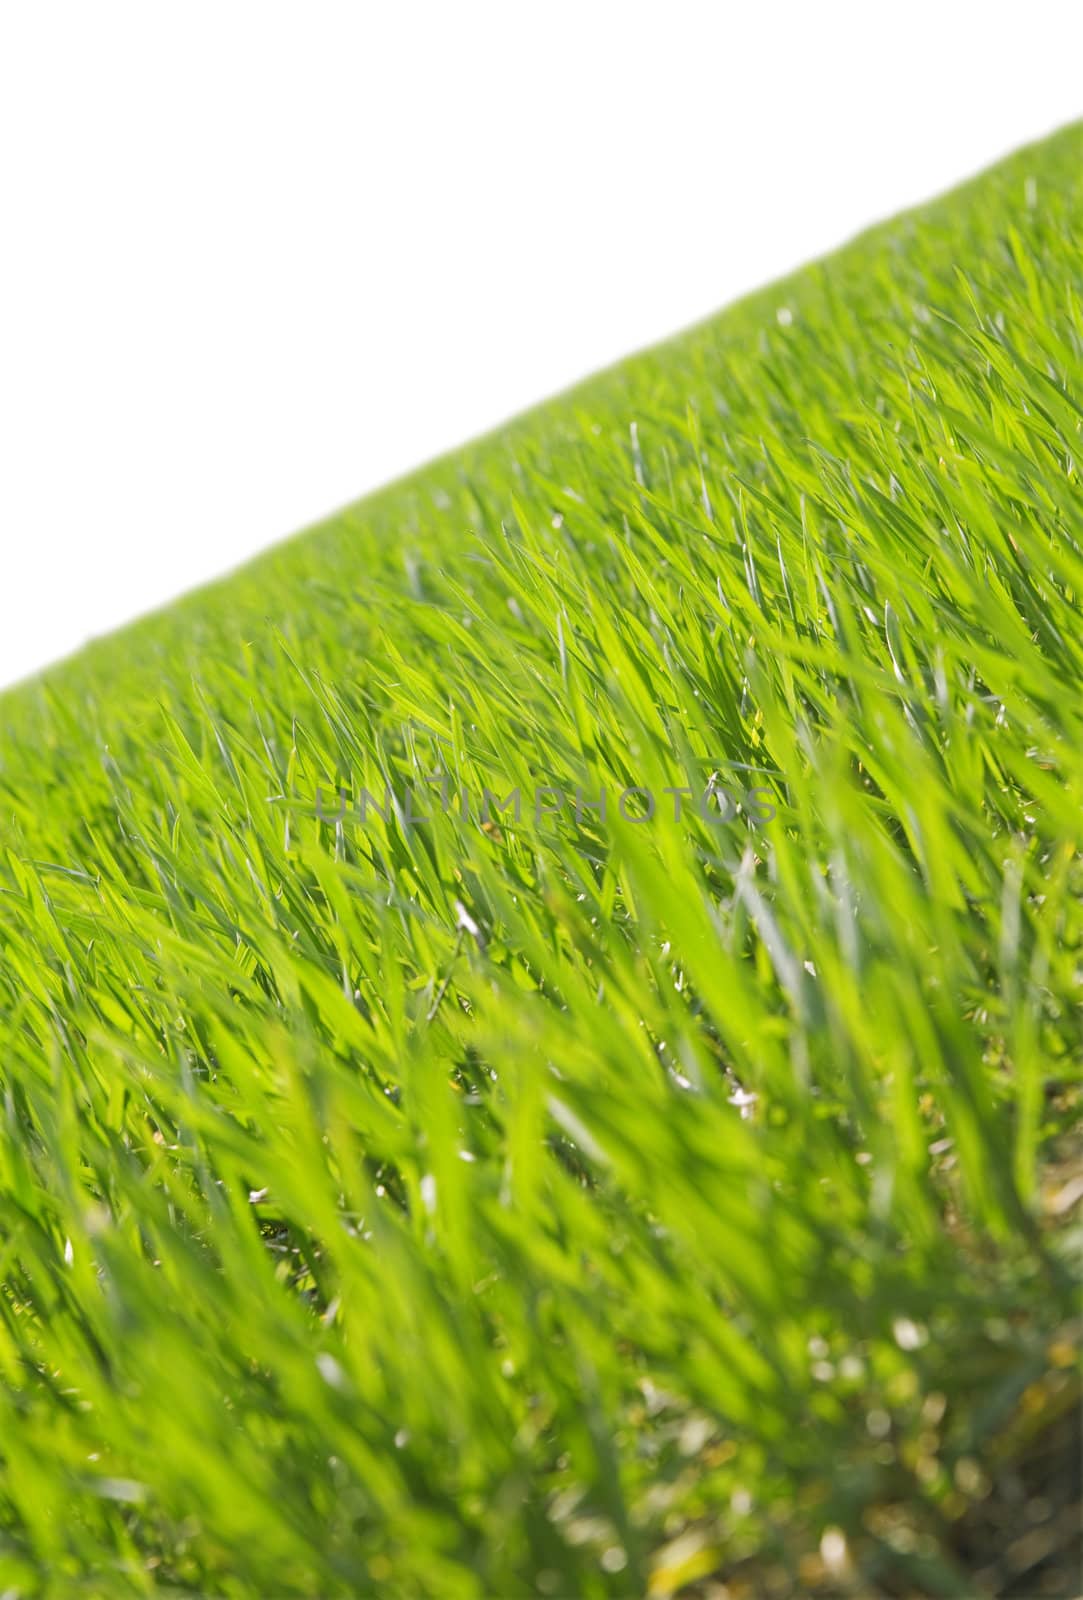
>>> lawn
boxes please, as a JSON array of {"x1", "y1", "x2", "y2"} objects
[{"x1": 0, "y1": 125, "x2": 1080, "y2": 1598}]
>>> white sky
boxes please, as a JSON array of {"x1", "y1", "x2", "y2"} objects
[{"x1": 1, "y1": 3, "x2": 1080, "y2": 691}]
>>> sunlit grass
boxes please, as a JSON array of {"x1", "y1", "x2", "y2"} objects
[{"x1": 0, "y1": 124, "x2": 1080, "y2": 1597}]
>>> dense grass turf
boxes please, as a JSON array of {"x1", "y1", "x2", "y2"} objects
[{"x1": 1, "y1": 126, "x2": 1082, "y2": 1599}]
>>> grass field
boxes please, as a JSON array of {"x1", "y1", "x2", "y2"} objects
[{"x1": 1, "y1": 125, "x2": 1082, "y2": 1599}]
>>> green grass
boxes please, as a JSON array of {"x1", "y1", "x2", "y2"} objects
[{"x1": 1, "y1": 125, "x2": 1082, "y2": 1599}]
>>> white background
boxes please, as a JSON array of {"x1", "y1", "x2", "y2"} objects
[{"x1": 1, "y1": 3, "x2": 1080, "y2": 691}]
